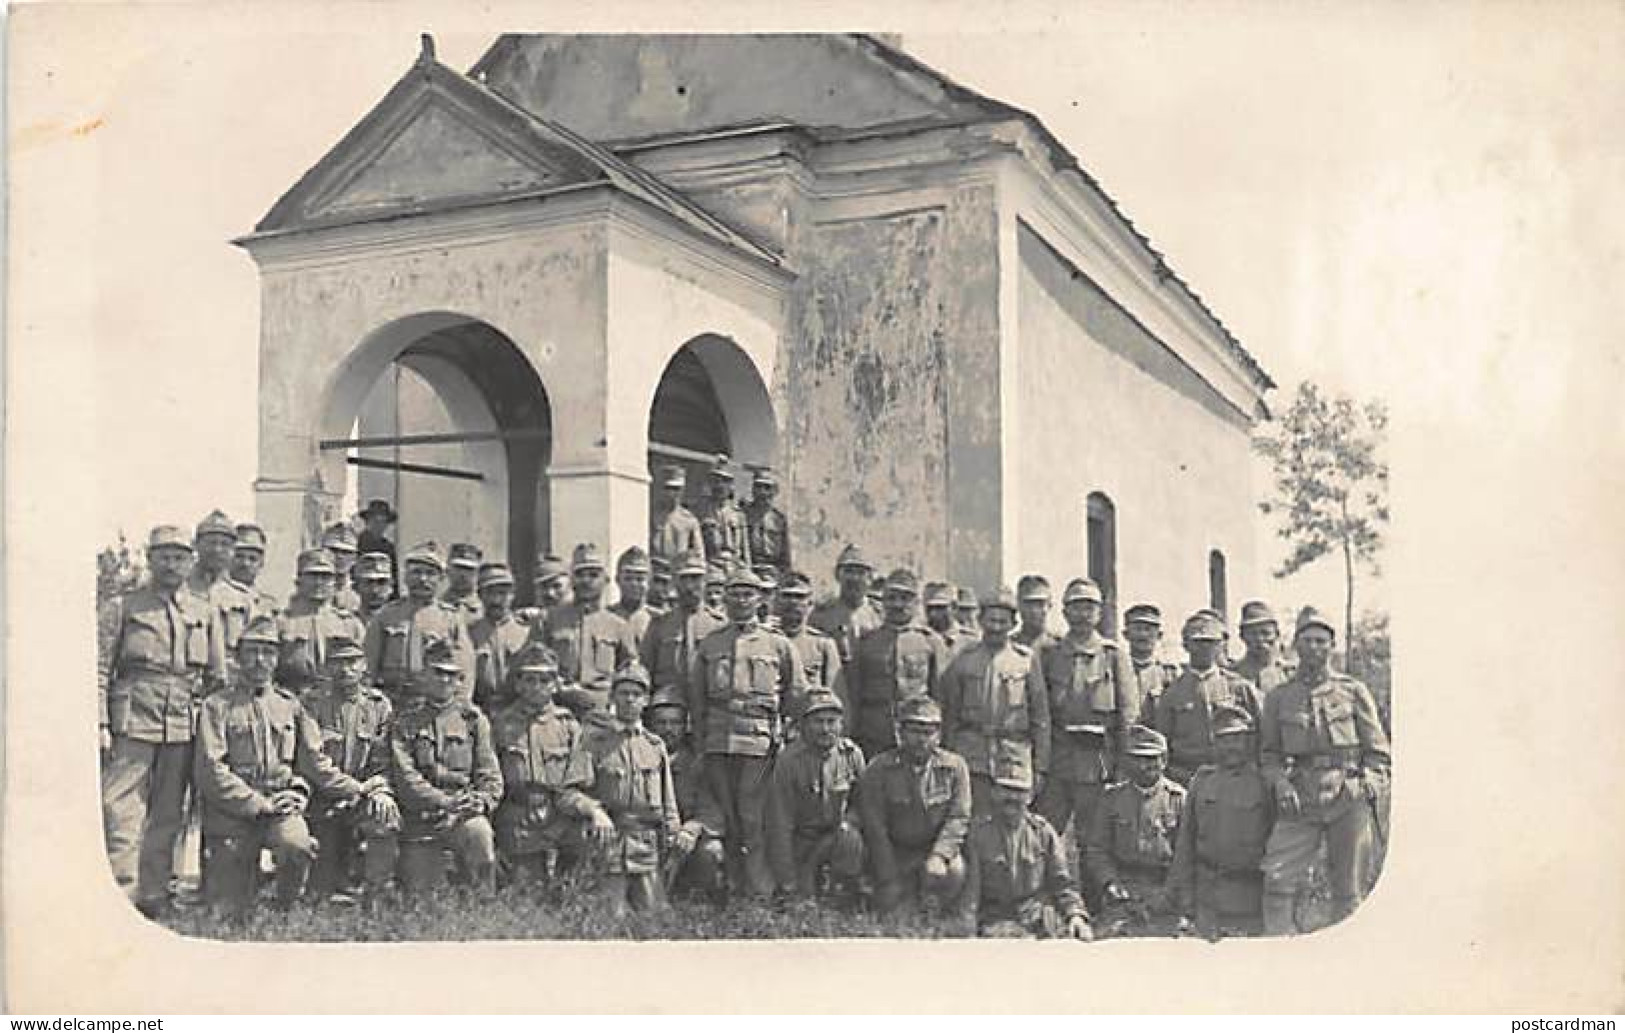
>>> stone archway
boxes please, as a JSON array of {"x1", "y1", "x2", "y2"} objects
[{"x1": 646, "y1": 333, "x2": 778, "y2": 507}]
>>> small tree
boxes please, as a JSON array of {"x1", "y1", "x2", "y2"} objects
[{"x1": 1254, "y1": 382, "x2": 1389, "y2": 671}]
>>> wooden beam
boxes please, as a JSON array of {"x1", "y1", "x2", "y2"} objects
[
  {"x1": 345, "y1": 456, "x2": 485, "y2": 482},
  {"x1": 320, "y1": 428, "x2": 550, "y2": 450},
  {"x1": 647, "y1": 440, "x2": 723, "y2": 465}
]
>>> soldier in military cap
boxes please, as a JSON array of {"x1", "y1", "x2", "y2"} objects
[
  {"x1": 647, "y1": 555, "x2": 674, "y2": 615},
  {"x1": 865, "y1": 570, "x2": 887, "y2": 611},
  {"x1": 363, "y1": 541, "x2": 475, "y2": 707},
  {"x1": 644, "y1": 688, "x2": 726, "y2": 901},
  {"x1": 489, "y1": 645, "x2": 598, "y2": 885},
  {"x1": 352, "y1": 552, "x2": 396, "y2": 623},
  {"x1": 276, "y1": 548, "x2": 367, "y2": 697},
  {"x1": 697, "y1": 454, "x2": 752, "y2": 569},
  {"x1": 743, "y1": 466, "x2": 791, "y2": 578},
  {"x1": 752, "y1": 565, "x2": 782, "y2": 631},
  {"x1": 610, "y1": 545, "x2": 656, "y2": 652},
  {"x1": 847, "y1": 568, "x2": 950, "y2": 763},
  {"x1": 954, "y1": 586, "x2": 979, "y2": 636},
  {"x1": 1123, "y1": 603, "x2": 1180, "y2": 733},
  {"x1": 576, "y1": 661, "x2": 681, "y2": 915},
  {"x1": 775, "y1": 570, "x2": 842, "y2": 731},
  {"x1": 194, "y1": 617, "x2": 365, "y2": 918},
  {"x1": 809, "y1": 544, "x2": 883, "y2": 667},
  {"x1": 1259, "y1": 606, "x2": 1391, "y2": 934},
  {"x1": 528, "y1": 553, "x2": 571, "y2": 626},
  {"x1": 223, "y1": 522, "x2": 280, "y2": 645},
  {"x1": 938, "y1": 586, "x2": 1051, "y2": 815},
  {"x1": 650, "y1": 463, "x2": 705, "y2": 568},
  {"x1": 767, "y1": 689, "x2": 866, "y2": 905},
  {"x1": 184, "y1": 509, "x2": 238, "y2": 612},
  {"x1": 1230, "y1": 601, "x2": 1297, "y2": 700},
  {"x1": 1169, "y1": 703, "x2": 1274, "y2": 939},
  {"x1": 957, "y1": 752, "x2": 1093, "y2": 940},
  {"x1": 1036, "y1": 578, "x2": 1136, "y2": 843},
  {"x1": 302, "y1": 634, "x2": 401, "y2": 902},
  {"x1": 922, "y1": 581, "x2": 973, "y2": 660},
  {"x1": 1156, "y1": 611, "x2": 1264, "y2": 785},
  {"x1": 469, "y1": 563, "x2": 531, "y2": 711},
  {"x1": 703, "y1": 561, "x2": 727, "y2": 614},
  {"x1": 441, "y1": 543, "x2": 485, "y2": 622},
  {"x1": 321, "y1": 521, "x2": 364, "y2": 615},
  {"x1": 1014, "y1": 574, "x2": 1058, "y2": 650},
  {"x1": 859, "y1": 695, "x2": 973, "y2": 918},
  {"x1": 688, "y1": 568, "x2": 808, "y2": 898},
  {"x1": 533, "y1": 543, "x2": 639, "y2": 719},
  {"x1": 99, "y1": 525, "x2": 228, "y2": 917},
  {"x1": 1084, "y1": 725, "x2": 1188, "y2": 937},
  {"x1": 356, "y1": 499, "x2": 399, "y2": 593},
  {"x1": 640, "y1": 550, "x2": 725, "y2": 702},
  {"x1": 388, "y1": 640, "x2": 504, "y2": 895}
]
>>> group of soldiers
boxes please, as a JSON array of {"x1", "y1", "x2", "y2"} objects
[{"x1": 97, "y1": 458, "x2": 1392, "y2": 940}]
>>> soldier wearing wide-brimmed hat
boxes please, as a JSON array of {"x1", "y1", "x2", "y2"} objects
[{"x1": 355, "y1": 500, "x2": 399, "y2": 591}]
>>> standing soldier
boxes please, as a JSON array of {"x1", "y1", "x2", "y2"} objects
[
  {"x1": 1157, "y1": 611, "x2": 1263, "y2": 785},
  {"x1": 644, "y1": 689, "x2": 726, "y2": 901},
  {"x1": 647, "y1": 555, "x2": 674, "y2": 615},
  {"x1": 1259, "y1": 606, "x2": 1390, "y2": 934},
  {"x1": 356, "y1": 499, "x2": 399, "y2": 595},
  {"x1": 527, "y1": 553, "x2": 571, "y2": 626},
  {"x1": 99, "y1": 525, "x2": 227, "y2": 918},
  {"x1": 535, "y1": 544, "x2": 638, "y2": 718},
  {"x1": 1123, "y1": 604, "x2": 1180, "y2": 732},
  {"x1": 193, "y1": 616, "x2": 364, "y2": 918},
  {"x1": 922, "y1": 581, "x2": 973, "y2": 660},
  {"x1": 276, "y1": 548, "x2": 367, "y2": 697},
  {"x1": 1169, "y1": 704, "x2": 1274, "y2": 940},
  {"x1": 743, "y1": 467, "x2": 791, "y2": 578},
  {"x1": 957, "y1": 753, "x2": 1093, "y2": 940},
  {"x1": 767, "y1": 689, "x2": 866, "y2": 905},
  {"x1": 353, "y1": 553, "x2": 395, "y2": 623},
  {"x1": 954, "y1": 587, "x2": 980, "y2": 637},
  {"x1": 321, "y1": 522, "x2": 363, "y2": 615},
  {"x1": 846, "y1": 569, "x2": 949, "y2": 763},
  {"x1": 649, "y1": 464, "x2": 705, "y2": 568},
  {"x1": 1231, "y1": 601, "x2": 1296, "y2": 699},
  {"x1": 641, "y1": 550, "x2": 725, "y2": 701},
  {"x1": 752, "y1": 566, "x2": 782, "y2": 632},
  {"x1": 364, "y1": 541, "x2": 475, "y2": 708},
  {"x1": 302, "y1": 635, "x2": 400, "y2": 902},
  {"x1": 859, "y1": 696, "x2": 973, "y2": 918},
  {"x1": 775, "y1": 571, "x2": 842, "y2": 728},
  {"x1": 1084, "y1": 725, "x2": 1187, "y2": 937},
  {"x1": 1014, "y1": 574, "x2": 1058, "y2": 651},
  {"x1": 610, "y1": 546, "x2": 656, "y2": 652},
  {"x1": 937, "y1": 586, "x2": 1050, "y2": 815},
  {"x1": 688, "y1": 569, "x2": 807, "y2": 899},
  {"x1": 697, "y1": 454, "x2": 752, "y2": 568},
  {"x1": 703, "y1": 561, "x2": 727, "y2": 615},
  {"x1": 184, "y1": 510, "x2": 238, "y2": 614},
  {"x1": 1036, "y1": 578, "x2": 1135, "y2": 842},
  {"x1": 489, "y1": 646, "x2": 597, "y2": 884},
  {"x1": 577, "y1": 662, "x2": 681, "y2": 915},
  {"x1": 223, "y1": 522, "x2": 280, "y2": 641},
  {"x1": 468, "y1": 563, "x2": 531, "y2": 711},
  {"x1": 389, "y1": 641, "x2": 504, "y2": 895},
  {"x1": 441, "y1": 543, "x2": 485, "y2": 622}
]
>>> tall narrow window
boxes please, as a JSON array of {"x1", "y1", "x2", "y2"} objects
[
  {"x1": 1086, "y1": 492, "x2": 1118, "y2": 636},
  {"x1": 1209, "y1": 549, "x2": 1228, "y2": 621}
]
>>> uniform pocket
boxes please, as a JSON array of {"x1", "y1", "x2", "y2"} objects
[
  {"x1": 748, "y1": 654, "x2": 780, "y2": 693},
  {"x1": 120, "y1": 612, "x2": 169, "y2": 667},
  {"x1": 442, "y1": 733, "x2": 472, "y2": 771},
  {"x1": 183, "y1": 616, "x2": 211, "y2": 667},
  {"x1": 1322, "y1": 698, "x2": 1360, "y2": 747},
  {"x1": 225, "y1": 718, "x2": 258, "y2": 768},
  {"x1": 1279, "y1": 711, "x2": 1314, "y2": 755},
  {"x1": 381, "y1": 625, "x2": 410, "y2": 668}
]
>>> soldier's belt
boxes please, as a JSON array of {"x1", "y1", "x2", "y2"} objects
[{"x1": 1197, "y1": 857, "x2": 1263, "y2": 879}]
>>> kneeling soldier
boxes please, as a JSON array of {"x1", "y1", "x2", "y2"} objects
[
  {"x1": 1169, "y1": 704, "x2": 1275, "y2": 939},
  {"x1": 644, "y1": 690, "x2": 726, "y2": 901},
  {"x1": 389, "y1": 641, "x2": 503, "y2": 895},
  {"x1": 194, "y1": 617, "x2": 363, "y2": 918},
  {"x1": 1084, "y1": 725, "x2": 1187, "y2": 937},
  {"x1": 859, "y1": 695, "x2": 972, "y2": 917},
  {"x1": 958, "y1": 753, "x2": 1092, "y2": 940},
  {"x1": 490, "y1": 645, "x2": 596, "y2": 884},
  {"x1": 578, "y1": 662, "x2": 681, "y2": 916},
  {"x1": 303, "y1": 635, "x2": 399, "y2": 901},
  {"x1": 767, "y1": 689, "x2": 867, "y2": 904}
]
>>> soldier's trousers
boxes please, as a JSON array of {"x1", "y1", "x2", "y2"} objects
[
  {"x1": 398, "y1": 817, "x2": 497, "y2": 895},
  {"x1": 306, "y1": 813, "x2": 399, "y2": 898},
  {"x1": 669, "y1": 834, "x2": 726, "y2": 899},
  {"x1": 1262, "y1": 795, "x2": 1373, "y2": 934},
  {"x1": 102, "y1": 736, "x2": 192, "y2": 907},
  {"x1": 783, "y1": 825, "x2": 865, "y2": 898},
  {"x1": 202, "y1": 814, "x2": 316, "y2": 916},
  {"x1": 703, "y1": 754, "x2": 775, "y2": 897},
  {"x1": 597, "y1": 872, "x2": 663, "y2": 915},
  {"x1": 1034, "y1": 777, "x2": 1106, "y2": 841},
  {"x1": 1098, "y1": 871, "x2": 1183, "y2": 937},
  {"x1": 1193, "y1": 866, "x2": 1265, "y2": 939},
  {"x1": 877, "y1": 846, "x2": 967, "y2": 914}
]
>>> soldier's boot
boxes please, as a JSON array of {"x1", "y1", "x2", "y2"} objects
[{"x1": 1262, "y1": 890, "x2": 1300, "y2": 936}]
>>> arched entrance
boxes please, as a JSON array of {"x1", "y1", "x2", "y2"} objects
[
  {"x1": 318, "y1": 312, "x2": 552, "y2": 598},
  {"x1": 646, "y1": 333, "x2": 777, "y2": 510}
]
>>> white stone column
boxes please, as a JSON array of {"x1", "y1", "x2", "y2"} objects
[{"x1": 545, "y1": 460, "x2": 649, "y2": 563}]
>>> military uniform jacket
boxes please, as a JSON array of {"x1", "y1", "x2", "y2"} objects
[
  {"x1": 577, "y1": 720, "x2": 681, "y2": 875},
  {"x1": 490, "y1": 700, "x2": 596, "y2": 848},
  {"x1": 848, "y1": 623, "x2": 951, "y2": 752},
  {"x1": 781, "y1": 625, "x2": 843, "y2": 723},
  {"x1": 535, "y1": 602, "x2": 637, "y2": 711},
  {"x1": 744, "y1": 502, "x2": 791, "y2": 573},
  {"x1": 932, "y1": 626, "x2": 976, "y2": 663},
  {"x1": 961, "y1": 811, "x2": 1087, "y2": 927},
  {"x1": 768, "y1": 737, "x2": 866, "y2": 851},
  {"x1": 859, "y1": 747, "x2": 972, "y2": 883},
  {"x1": 440, "y1": 589, "x2": 483, "y2": 624},
  {"x1": 1040, "y1": 631, "x2": 1136, "y2": 784},
  {"x1": 303, "y1": 682, "x2": 394, "y2": 794},
  {"x1": 688, "y1": 622, "x2": 808, "y2": 757},
  {"x1": 698, "y1": 498, "x2": 752, "y2": 567},
  {"x1": 98, "y1": 585, "x2": 227, "y2": 744},
  {"x1": 808, "y1": 596, "x2": 883, "y2": 666},
  {"x1": 1169, "y1": 762, "x2": 1274, "y2": 900},
  {"x1": 609, "y1": 601, "x2": 655, "y2": 655},
  {"x1": 650, "y1": 503, "x2": 705, "y2": 566},
  {"x1": 1155, "y1": 667, "x2": 1263, "y2": 779},
  {"x1": 334, "y1": 585, "x2": 364, "y2": 617},
  {"x1": 217, "y1": 578, "x2": 279, "y2": 651},
  {"x1": 669, "y1": 742, "x2": 726, "y2": 840},
  {"x1": 388, "y1": 698, "x2": 504, "y2": 833},
  {"x1": 641, "y1": 604, "x2": 725, "y2": 694},
  {"x1": 469, "y1": 613, "x2": 532, "y2": 709},
  {"x1": 1260, "y1": 671, "x2": 1390, "y2": 809},
  {"x1": 1084, "y1": 777, "x2": 1186, "y2": 889},
  {"x1": 276, "y1": 599, "x2": 366, "y2": 690},
  {"x1": 1230, "y1": 653, "x2": 1297, "y2": 700},
  {"x1": 195, "y1": 684, "x2": 362, "y2": 835},
  {"x1": 1129, "y1": 657, "x2": 1181, "y2": 731},
  {"x1": 938, "y1": 640, "x2": 1052, "y2": 778},
  {"x1": 365, "y1": 597, "x2": 474, "y2": 692}
]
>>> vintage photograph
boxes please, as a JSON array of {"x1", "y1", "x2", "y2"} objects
[{"x1": 86, "y1": 30, "x2": 1395, "y2": 946}]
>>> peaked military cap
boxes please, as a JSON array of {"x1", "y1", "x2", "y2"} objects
[
  {"x1": 884, "y1": 568, "x2": 920, "y2": 595},
  {"x1": 753, "y1": 566, "x2": 779, "y2": 592},
  {"x1": 834, "y1": 544, "x2": 871, "y2": 571},
  {"x1": 660, "y1": 464, "x2": 687, "y2": 488},
  {"x1": 1238, "y1": 600, "x2": 1280, "y2": 629},
  {"x1": 424, "y1": 640, "x2": 461, "y2": 673},
  {"x1": 802, "y1": 689, "x2": 844, "y2": 717},
  {"x1": 1016, "y1": 574, "x2": 1051, "y2": 601},
  {"x1": 1295, "y1": 605, "x2": 1337, "y2": 639},
  {"x1": 672, "y1": 550, "x2": 706, "y2": 578},
  {"x1": 146, "y1": 525, "x2": 194, "y2": 553},
  {"x1": 923, "y1": 581, "x2": 955, "y2": 607},
  {"x1": 991, "y1": 750, "x2": 1035, "y2": 791},
  {"x1": 404, "y1": 541, "x2": 446, "y2": 571},
  {"x1": 649, "y1": 555, "x2": 673, "y2": 578},
  {"x1": 752, "y1": 467, "x2": 778, "y2": 488},
  {"x1": 1062, "y1": 578, "x2": 1104, "y2": 605},
  {"x1": 194, "y1": 510, "x2": 237, "y2": 542},
  {"x1": 448, "y1": 543, "x2": 483, "y2": 569},
  {"x1": 979, "y1": 586, "x2": 1019, "y2": 614},
  {"x1": 1123, "y1": 603, "x2": 1162, "y2": 626},
  {"x1": 514, "y1": 644, "x2": 559, "y2": 675},
  {"x1": 356, "y1": 552, "x2": 393, "y2": 580},
  {"x1": 710, "y1": 454, "x2": 734, "y2": 480},
  {"x1": 617, "y1": 545, "x2": 651, "y2": 573},
  {"x1": 611, "y1": 659, "x2": 652, "y2": 691},
  {"x1": 1182, "y1": 611, "x2": 1226, "y2": 641},
  {"x1": 534, "y1": 554, "x2": 569, "y2": 582},
  {"x1": 233, "y1": 523, "x2": 268, "y2": 551},
  {"x1": 1123, "y1": 724, "x2": 1169, "y2": 757},
  {"x1": 726, "y1": 568, "x2": 764, "y2": 591},
  {"x1": 779, "y1": 571, "x2": 814, "y2": 597},
  {"x1": 477, "y1": 562, "x2": 515, "y2": 590},
  {"x1": 570, "y1": 543, "x2": 605, "y2": 572},
  {"x1": 238, "y1": 615, "x2": 280, "y2": 647},
  {"x1": 1211, "y1": 704, "x2": 1255, "y2": 737},
  {"x1": 322, "y1": 522, "x2": 359, "y2": 553},
  {"x1": 956, "y1": 586, "x2": 979, "y2": 608},
  {"x1": 705, "y1": 562, "x2": 728, "y2": 586},
  {"x1": 647, "y1": 687, "x2": 687, "y2": 712},
  {"x1": 297, "y1": 548, "x2": 337, "y2": 575},
  {"x1": 325, "y1": 635, "x2": 365, "y2": 660},
  {"x1": 897, "y1": 695, "x2": 943, "y2": 727}
]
